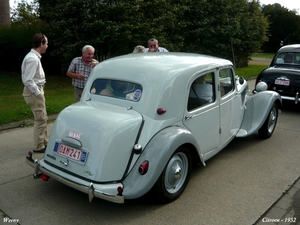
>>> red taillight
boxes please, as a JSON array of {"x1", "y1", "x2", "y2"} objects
[
  {"x1": 138, "y1": 160, "x2": 149, "y2": 175},
  {"x1": 117, "y1": 186, "x2": 123, "y2": 196},
  {"x1": 41, "y1": 173, "x2": 50, "y2": 181},
  {"x1": 157, "y1": 108, "x2": 166, "y2": 115}
]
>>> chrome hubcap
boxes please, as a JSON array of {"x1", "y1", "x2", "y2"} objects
[
  {"x1": 268, "y1": 107, "x2": 277, "y2": 133},
  {"x1": 164, "y1": 152, "x2": 188, "y2": 194}
]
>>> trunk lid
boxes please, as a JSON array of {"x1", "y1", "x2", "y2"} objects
[
  {"x1": 261, "y1": 67, "x2": 300, "y2": 96},
  {"x1": 44, "y1": 101, "x2": 143, "y2": 182}
]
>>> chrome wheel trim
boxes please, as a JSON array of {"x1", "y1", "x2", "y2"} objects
[
  {"x1": 164, "y1": 152, "x2": 188, "y2": 194},
  {"x1": 267, "y1": 107, "x2": 277, "y2": 133}
]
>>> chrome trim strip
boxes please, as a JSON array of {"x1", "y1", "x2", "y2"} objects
[
  {"x1": 281, "y1": 95, "x2": 300, "y2": 104},
  {"x1": 26, "y1": 157, "x2": 124, "y2": 204}
]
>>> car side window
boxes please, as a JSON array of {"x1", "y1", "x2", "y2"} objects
[
  {"x1": 219, "y1": 68, "x2": 234, "y2": 97},
  {"x1": 296, "y1": 53, "x2": 300, "y2": 64},
  {"x1": 275, "y1": 53, "x2": 285, "y2": 64},
  {"x1": 187, "y1": 73, "x2": 215, "y2": 111}
]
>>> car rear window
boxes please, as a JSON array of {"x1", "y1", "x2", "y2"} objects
[{"x1": 90, "y1": 79, "x2": 143, "y2": 101}]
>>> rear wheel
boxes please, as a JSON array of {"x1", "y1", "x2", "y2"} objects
[
  {"x1": 154, "y1": 147, "x2": 192, "y2": 203},
  {"x1": 258, "y1": 103, "x2": 278, "y2": 138}
]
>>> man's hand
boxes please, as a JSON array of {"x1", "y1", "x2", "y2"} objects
[{"x1": 77, "y1": 73, "x2": 85, "y2": 79}]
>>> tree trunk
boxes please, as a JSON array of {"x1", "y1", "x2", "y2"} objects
[{"x1": 0, "y1": 0, "x2": 11, "y2": 26}]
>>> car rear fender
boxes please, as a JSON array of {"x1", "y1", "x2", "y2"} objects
[
  {"x1": 122, "y1": 126, "x2": 204, "y2": 199},
  {"x1": 236, "y1": 91, "x2": 281, "y2": 137}
]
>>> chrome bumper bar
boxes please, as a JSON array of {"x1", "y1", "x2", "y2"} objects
[
  {"x1": 281, "y1": 96, "x2": 300, "y2": 104},
  {"x1": 281, "y1": 92, "x2": 299, "y2": 104},
  {"x1": 26, "y1": 155, "x2": 124, "y2": 204}
]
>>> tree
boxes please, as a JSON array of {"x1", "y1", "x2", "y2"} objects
[
  {"x1": 262, "y1": 3, "x2": 300, "y2": 52},
  {"x1": 10, "y1": 0, "x2": 43, "y2": 28},
  {"x1": 183, "y1": 0, "x2": 268, "y2": 67},
  {"x1": 12, "y1": 0, "x2": 269, "y2": 70},
  {"x1": 37, "y1": 0, "x2": 188, "y2": 66}
]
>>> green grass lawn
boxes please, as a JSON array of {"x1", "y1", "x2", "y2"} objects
[
  {"x1": 0, "y1": 53, "x2": 272, "y2": 125},
  {"x1": 251, "y1": 53, "x2": 274, "y2": 59},
  {"x1": 0, "y1": 72, "x2": 74, "y2": 125},
  {"x1": 235, "y1": 64, "x2": 267, "y2": 80}
]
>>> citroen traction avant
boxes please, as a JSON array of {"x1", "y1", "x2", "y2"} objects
[{"x1": 26, "y1": 53, "x2": 281, "y2": 204}]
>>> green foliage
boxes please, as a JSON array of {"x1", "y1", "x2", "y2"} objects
[
  {"x1": 0, "y1": 1, "x2": 44, "y2": 73},
  {"x1": 4, "y1": 0, "x2": 299, "y2": 74},
  {"x1": 0, "y1": 25, "x2": 42, "y2": 72},
  {"x1": 38, "y1": 0, "x2": 188, "y2": 64},
  {"x1": 36, "y1": 0, "x2": 269, "y2": 67},
  {"x1": 261, "y1": 3, "x2": 300, "y2": 52},
  {"x1": 10, "y1": 0, "x2": 43, "y2": 27},
  {"x1": 184, "y1": 0, "x2": 268, "y2": 66}
]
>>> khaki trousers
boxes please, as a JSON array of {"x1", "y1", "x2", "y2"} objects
[
  {"x1": 22, "y1": 86, "x2": 48, "y2": 150},
  {"x1": 74, "y1": 86, "x2": 83, "y2": 102}
]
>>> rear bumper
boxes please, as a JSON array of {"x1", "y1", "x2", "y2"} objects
[
  {"x1": 281, "y1": 93, "x2": 299, "y2": 104},
  {"x1": 26, "y1": 155, "x2": 124, "y2": 204}
]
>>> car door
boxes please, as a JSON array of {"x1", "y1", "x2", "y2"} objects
[
  {"x1": 218, "y1": 67, "x2": 243, "y2": 145},
  {"x1": 183, "y1": 71, "x2": 220, "y2": 160}
]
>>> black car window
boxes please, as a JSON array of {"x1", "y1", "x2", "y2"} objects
[
  {"x1": 188, "y1": 72, "x2": 215, "y2": 111},
  {"x1": 90, "y1": 79, "x2": 143, "y2": 101},
  {"x1": 295, "y1": 53, "x2": 300, "y2": 64},
  {"x1": 276, "y1": 53, "x2": 297, "y2": 64},
  {"x1": 219, "y1": 68, "x2": 234, "y2": 97}
]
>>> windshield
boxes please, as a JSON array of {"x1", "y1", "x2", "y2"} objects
[
  {"x1": 275, "y1": 52, "x2": 300, "y2": 65},
  {"x1": 90, "y1": 79, "x2": 143, "y2": 101}
]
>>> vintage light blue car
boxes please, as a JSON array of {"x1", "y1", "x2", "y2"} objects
[{"x1": 26, "y1": 53, "x2": 281, "y2": 204}]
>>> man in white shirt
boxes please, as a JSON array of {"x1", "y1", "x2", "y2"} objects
[
  {"x1": 145, "y1": 38, "x2": 169, "y2": 52},
  {"x1": 21, "y1": 33, "x2": 49, "y2": 153}
]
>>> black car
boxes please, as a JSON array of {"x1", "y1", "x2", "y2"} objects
[{"x1": 255, "y1": 44, "x2": 300, "y2": 104}]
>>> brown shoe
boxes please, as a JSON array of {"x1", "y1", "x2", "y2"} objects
[{"x1": 33, "y1": 147, "x2": 46, "y2": 153}]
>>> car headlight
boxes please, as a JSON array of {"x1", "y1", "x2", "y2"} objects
[{"x1": 256, "y1": 81, "x2": 268, "y2": 92}]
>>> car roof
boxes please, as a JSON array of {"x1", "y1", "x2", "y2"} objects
[
  {"x1": 93, "y1": 52, "x2": 232, "y2": 83},
  {"x1": 278, "y1": 44, "x2": 300, "y2": 53},
  {"x1": 89, "y1": 53, "x2": 233, "y2": 119}
]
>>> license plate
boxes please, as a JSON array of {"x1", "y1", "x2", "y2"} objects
[
  {"x1": 275, "y1": 79, "x2": 290, "y2": 86},
  {"x1": 53, "y1": 142, "x2": 88, "y2": 165}
]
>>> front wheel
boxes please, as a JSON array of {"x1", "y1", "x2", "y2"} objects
[
  {"x1": 258, "y1": 103, "x2": 278, "y2": 139},
  {"x1": 153, "y1": 147, "x2": 192, "y2": 203}
]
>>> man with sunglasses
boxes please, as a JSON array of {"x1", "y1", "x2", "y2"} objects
[
  {"x1": 21, "y1": 33, "x2": 48, "y2": 153},
  {"x1": 145, "y1": 38, "x2": 168, "y2": 52}
]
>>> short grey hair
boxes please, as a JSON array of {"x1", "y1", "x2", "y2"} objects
[
  {"x1": 82, "y1": 45, "x2": 95, "y2": 53},
  {"x1": 148, "y1": 38, "x2": 158, "y2": 44},
  {"x1": 133, "y1": 45, "x2": 146, "y2": 53}
]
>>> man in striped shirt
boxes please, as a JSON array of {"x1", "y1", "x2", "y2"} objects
[{"x1": 67, "y1": 45, "x2": 99, "y2": 102}]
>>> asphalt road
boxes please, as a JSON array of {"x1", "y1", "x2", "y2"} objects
[{"x1": 0, "y1": 80, "x2": 299, "y2": 225}]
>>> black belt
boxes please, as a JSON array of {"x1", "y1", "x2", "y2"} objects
[{"x1": 75, "y1": 86, "x2": 84, "y2": 90}]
